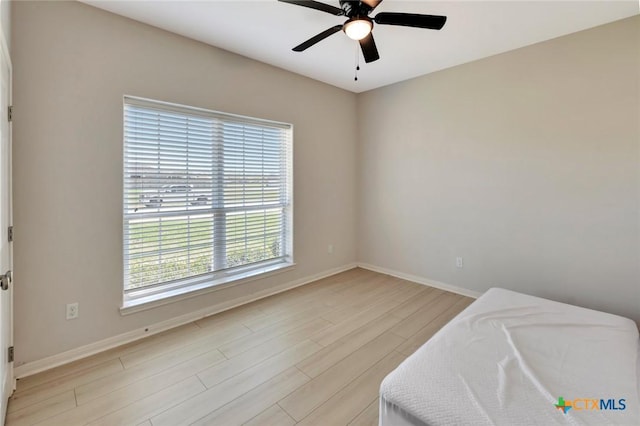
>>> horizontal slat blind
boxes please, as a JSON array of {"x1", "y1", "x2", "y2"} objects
[{"x1": 123, "y1": 97, "x2": 292, "y2": 291}]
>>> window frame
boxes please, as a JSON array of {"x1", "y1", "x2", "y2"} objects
[{"x1": 121, "y1": 96, "x2": 294, "y2": 312}]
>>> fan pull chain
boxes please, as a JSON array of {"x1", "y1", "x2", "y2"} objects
[{"x1": 354, "y1": 43, "x2": 360, "y2": 81}]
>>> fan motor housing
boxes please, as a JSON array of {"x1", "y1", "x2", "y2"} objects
[{"x1": 339, "y1": 0, "x2": 374, "y2": 17}]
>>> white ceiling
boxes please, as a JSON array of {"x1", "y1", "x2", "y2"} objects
[{"x1": 82, "y1": 1, "x2": 639, "y2": 93}]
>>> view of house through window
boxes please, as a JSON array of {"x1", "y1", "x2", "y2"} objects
[{"x1": 123, "y1": 97, "x2": 293, "y2": 295}]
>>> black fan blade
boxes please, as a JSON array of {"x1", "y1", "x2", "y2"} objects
[
  {"x1": 278, "y1": 0, "x2": 343, "y2": 16},
  {"x1": 374, "y1": 12, "x2": 447, "y2": 30},
  {"x1": 361, "y1": 0, "x2": 383, "y2": 11},
  {"x1": 359, "y1": 33, "x2": 379, "y2": 63},
  {"x1": 293, "y1": 25, "x2": 343, "y2": 52}
]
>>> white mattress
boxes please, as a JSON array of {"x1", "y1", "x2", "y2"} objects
[{"x1": 380, "y1": 288, "x2": 639, "y2": 426}]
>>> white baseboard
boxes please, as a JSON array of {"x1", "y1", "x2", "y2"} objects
[
  {"x1": 14, "y1": 262, "x2": 358, "y2": 379},
  {"x1": 357, "y1": 262, "x2": 482, "y2": 299}
]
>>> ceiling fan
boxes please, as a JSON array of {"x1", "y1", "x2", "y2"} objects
[{"x1": 278, "y1": 0, "x2": 447, "y2": 63}]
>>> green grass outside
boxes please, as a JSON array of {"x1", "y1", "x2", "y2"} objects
[{"x1": 126, "y1": 210, "x2": 283, "y2": 289}]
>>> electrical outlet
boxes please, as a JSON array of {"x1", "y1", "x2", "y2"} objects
[
  {"x1": 66, "y1": 302, "x2": 79, "y2": 320},
  {"x1": 456, "y1": 257, "x2": 464, "y2": 268},
  {"x1": 328, "y1": 244, "x2": 334, "y2": 254}
]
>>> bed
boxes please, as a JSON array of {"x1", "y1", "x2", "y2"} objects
[{"x1": 379, "y1": 288, "x2": 639, "y2": 425}]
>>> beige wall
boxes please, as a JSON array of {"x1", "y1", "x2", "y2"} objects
[
  {"x1": 358, "y1": 16, "x2": 640, "y2": 322},
  {"x1": 11, "y1": 1, "x2": 357, "y2": 365}
]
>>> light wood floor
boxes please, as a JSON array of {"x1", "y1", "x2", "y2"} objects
[{"x1": 6, "y1": 268, "x2": 473, "y2": 426}]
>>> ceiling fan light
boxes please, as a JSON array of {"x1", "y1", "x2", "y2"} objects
[{"x1": 344, "y1": 18, "x2": 372, "y2": 41}]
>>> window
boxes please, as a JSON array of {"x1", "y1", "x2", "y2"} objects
[{"x1": 123, "y1": 97, "x2": 293, "y2": 306}]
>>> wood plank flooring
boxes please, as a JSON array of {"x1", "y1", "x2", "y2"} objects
[{"x1": 7, "y1": 268, "x2": 474, "y2": 426}]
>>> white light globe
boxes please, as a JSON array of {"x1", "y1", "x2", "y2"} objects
[{"x1": 344, "y1": 19, "x2": 373, "y2": 41}]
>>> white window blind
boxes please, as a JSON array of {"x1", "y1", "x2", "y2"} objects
[{"x1": 123, "y1": 97, "x2": 293, "y2": 294}]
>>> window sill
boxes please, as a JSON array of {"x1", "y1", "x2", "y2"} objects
[{"x1": 120, "y1": 261, "x2": 296, "y2": 315}]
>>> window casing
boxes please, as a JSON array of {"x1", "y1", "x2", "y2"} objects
[{"x1": 123, "y1": 96, "x2": 293, "y2": 305}]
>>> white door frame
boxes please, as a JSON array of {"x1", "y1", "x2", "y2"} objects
[{"x1": 0, "y1": 11, "x2": 14, "y2": 422}]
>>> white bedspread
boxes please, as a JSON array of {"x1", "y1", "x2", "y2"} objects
[{"x1": 380, "y1": 288, "x2": 639, "y2": 425}]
